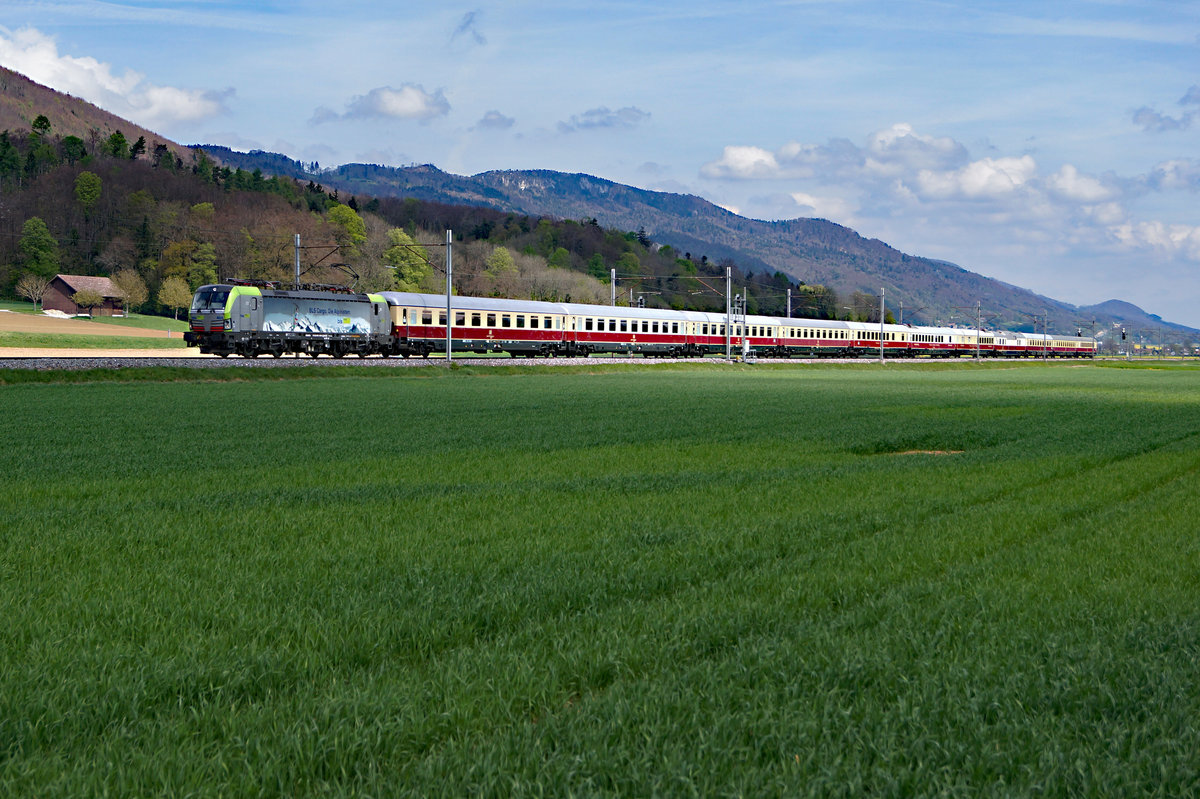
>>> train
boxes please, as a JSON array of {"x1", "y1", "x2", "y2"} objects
[{"x1": 184, "y1": 282, "x2": 1098, "y2": 359}]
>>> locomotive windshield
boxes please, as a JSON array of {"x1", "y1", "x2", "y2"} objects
[{"x1": 191, "y1": 286, "x2": 230, "y2": 311}]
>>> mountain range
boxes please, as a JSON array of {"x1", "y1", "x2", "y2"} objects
[
  {"x1": 202, "y1": 147, "x2": 1194, "y2": 338},
  {"x1": 0, "y1": 63, "x2": 1189, "y2": 337}
]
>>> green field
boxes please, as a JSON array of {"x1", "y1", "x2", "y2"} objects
[
  {"x1": 1, "y1": 362, "x2": 1197, "y2": 796},
  {"x1": 0, "y1": 331, "x2": 190, "y2": 349}
]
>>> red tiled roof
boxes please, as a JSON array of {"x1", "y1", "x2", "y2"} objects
[{"x1": 55, "y1": 274, "x2": 118, "y2": 298}]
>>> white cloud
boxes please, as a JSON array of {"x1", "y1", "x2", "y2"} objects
[
  {"x1": 913, "y1": 155, "x2": 1037, "y2": 200},
  {"x1": 863, "y1": 123, "x2": 968, "y2": 176},
  {"x1": 1145, "y1": 159, "x2": 1200, "y2": 192},
  {"x1": 0, "y1": 26, "x2": 228, "y2": 128},
  {"x1": 701, "y1": 145, "x2": 781, "y2": 179},
  {"x1": 1111, "y1": 221, "x2": 1200, "y2": 260},
  {"x1": 1045, "y1": 164, "x2": 1116, "y2": 203},
  {"x1": 311, "y1": 84, "x2": 450, "y2": 125},
  {"x1": 345, "y1": 85, "x2": 450, "y2": 121},
  {"x1": 789, "y1": 191, "x2": 856, "y2": 222}
]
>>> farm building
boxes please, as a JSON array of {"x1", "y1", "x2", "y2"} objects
[{"x1": 43, "y1": 274, "x2": 123, "y2": 316}]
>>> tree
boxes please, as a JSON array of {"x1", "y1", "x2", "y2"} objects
[
  {"x1": 160, "y1": 239, "x2": 219, "y2": 290},
  {"x1": 484, "y1": 246, "x2": 517, "y2": 278},
  {"x1": 326, "y1": 204, "x2": 367, "y2": 258},
  {"x1": 60, "y1": 135, "x2": 86, "y2": 165},
  {"x1": 548, "y1": 247, "x2": 571, "y2": 269},
  {"x1": 111, "y1": 269, "x2": 148, "y2": 314},
  {"x1": 105, "y1": 130, "x2": 129, "y2": 159},
  {"x1": 74, "y1": 171, "x2": 102, "y2": 217},
  {"x1": 189, "y1": 242, "x2": 219, "y2": 289},
  {"x1": 71, "y1": 288, "x2": 104, "y2": 317},
  {"x1": 129, "y1": 135, "x2": 146, "y2": 160},
  {"x1": 31, "y1": 115, "x2": 51, "y2": 138},
  {"x1": 15, "y1": 272, "x2": 51, "y2": 311},
  {"x1": 382, "y1": 228, "x2": 432, "y2": 291},
  {"x1": 158, "y1": 276, "x2": 192, "y2": 320},
  {"x1": 0, "y1": 131, "x2": 19, "y2": 184},
  {"x1": 616, "y1": 251, "x2": 641, "y2": 274},
  {"x1": 19, "y1": 217, "x2": 58, "y2": 278}
]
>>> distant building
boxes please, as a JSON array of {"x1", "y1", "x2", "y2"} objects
[{"x1": 43, "y1": 274, "x2": 123, "y2": 316}]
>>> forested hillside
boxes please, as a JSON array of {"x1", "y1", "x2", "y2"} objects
[{"x1": 2, "y1": 116, "x2": 838, "y2": 320}]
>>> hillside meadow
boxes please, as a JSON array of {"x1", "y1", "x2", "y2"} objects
[{"x1": 0, "y1": 362, "x2": 1197, "y2": 796}]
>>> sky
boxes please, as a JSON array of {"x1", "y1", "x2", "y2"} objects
[{"x1": 1, "y1": 1, "x2": 1198, "y2": 326}]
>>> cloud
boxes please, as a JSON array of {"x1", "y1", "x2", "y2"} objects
[
  {"x1": 311, "y1": 84, "x2": 450, "y2": 124},
  {"x1": 451, "y1": 11, "x2": 486, "y2": 46},
  {"x1": 557, "y1": 106, "x2": 650, "y2": 133},
  {"x1": 1144, "y1": 159, "x2": 1200, "y2": 192},
  {"x1": 702, "y1": 126, "x2": 962, "y2": 181},
  {"x1": 1046, "y1": 164, "x2": 1117, "y2": 203},
  {"x1": 914, "y1": 155, "x2": 1037, "y2": 200},
  {"x1": 789, "y1": 192, "x2": 857, "y2": 221},
  {"x1": 472, "y1": 110, "x2": 515, "y2": 131},
  {"x1": 700, "y1": 122, "x2": 1200, "y2": 293},
  {"x1": 0, "y1": 26, "x2": 229, "y2": 127},
  {"x1": 1132, "y1": 84, "x2": 1200, "y2": 132},
  {"x1": 1111, "y1": 221, "x2": 1200, "y2": 260},
  {"x1": 863, "y1": 123, "x2": 969, "y2": 176},
  {"x1": 1132, "y1": 106, "x2": 1194, "y2": 132},
  {"x1": 701, "y1": 145, "x2": 781, "y2": 179}
]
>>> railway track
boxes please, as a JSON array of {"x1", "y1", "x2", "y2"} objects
[{"x1": 0, "y1": 354, "x2": 1030, "y2": 371}]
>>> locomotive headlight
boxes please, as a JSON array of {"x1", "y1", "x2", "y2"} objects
[{"x1": 223, "y1": 318, "x2": 232, "y2": 330}]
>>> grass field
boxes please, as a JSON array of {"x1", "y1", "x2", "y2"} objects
[
  {"x1": 1, "y1": 362, "x2": 1198, "y2": 796},
  {"x1": 0, "y1": 331, "x2": 190, "y2": 349}
]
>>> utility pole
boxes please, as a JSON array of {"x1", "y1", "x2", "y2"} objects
[
  {"x1": 975, "y1": 300, "x2": 981, "y2": 359},
  {"x1": 725, "y1": 266, "x2": 732, "y2": 362},
  {"x1": 445, "y1": 230, "x2": 452, "y2": 364},
  {"x1": 610, "y1": 268, "x2": 616, "y2": 306},
  {"x1": 294, "y1": 233, "x2": 301, "y2": 290},
  {"x1": 879, "y1": 287, "x2": 885, "y2": 364},
  {"x1": 787, "y1": 288, "x2": 792, "y2": 318}
]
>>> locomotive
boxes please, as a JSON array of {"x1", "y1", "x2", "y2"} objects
[{"x1": 186, "y1": 283, "x2": 1097, "y2": 359}]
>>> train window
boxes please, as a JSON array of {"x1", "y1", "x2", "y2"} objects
[
  {"x1": 530, "y1": 316, "x2": 539, "y2": 329},
  {"x1": 652, "y1": 321, "x2": 659, "y2": 333},
  {"x1": 584, "y1": 318, "x2": 593, "y2": 331},
  {"x1": 471, "y1": 313, "x2": 480, "y2": 327},
  {"x1": 455, "y1": 312, "x2": 465, "y2": 326},
  {"x1": 516, "y1": 315, "x2": 526, "y2": 329},
  {"x1": 620, "y1": 319, "x2": 628, "y2": 332},
  {"x1": 486, "y1": 313, "x2": 496, "y2": 327},
  {"x1": 502, "y1": 315, "x2": 511, "y2": 328},
  {"x1": 672, "y1": 322, "x2": 679, "y2": 334},
  {"x1": 422, "y1": 311, "x2": 433, "y2": 325},
  {"x1": 437, "y1": 312, "x2": 445, "y2": 326},
  {"x1": 608, "y1": 319, "x2": 617, "y2": 332}
]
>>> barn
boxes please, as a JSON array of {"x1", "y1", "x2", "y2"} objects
[{"x1": 43, "y1": 274, "x2": 123, "y2": 316}]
